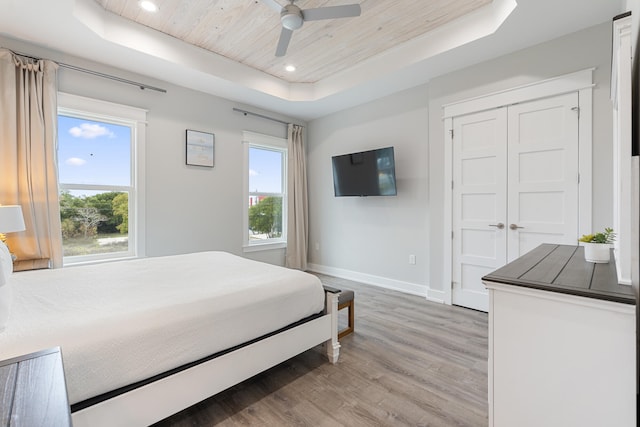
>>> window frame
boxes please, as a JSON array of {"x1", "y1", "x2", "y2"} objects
[
  {"x1": 57, "y1": 92, "x2": 147, "y2": 265},
  {"x1": 242, "y1": 131, "x2": 287, "y2": 252}
]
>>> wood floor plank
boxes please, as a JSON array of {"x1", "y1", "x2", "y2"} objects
[{"x1": 153, "y1": 274, "x2": 488, "y2": 426}]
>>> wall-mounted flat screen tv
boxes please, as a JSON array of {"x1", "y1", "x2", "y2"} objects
[{"x1": 332, "y1": 147, "x2": 397, "y2": 197}]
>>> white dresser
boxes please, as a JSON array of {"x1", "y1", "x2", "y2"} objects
[{"x1": 483, "y1": 244, "x2": 637, "y2": 427}]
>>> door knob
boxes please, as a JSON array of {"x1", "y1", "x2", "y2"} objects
[
  {"x1": 509, "y1": 224, "x2": 524, "y2": 230},
  {"x1": 489, "y1": 223, "x2": 505, "y2": 229}
]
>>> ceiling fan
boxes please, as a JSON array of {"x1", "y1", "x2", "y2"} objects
[{"x1": 261, "y1": 0, "x2": 361, "y2": 57}]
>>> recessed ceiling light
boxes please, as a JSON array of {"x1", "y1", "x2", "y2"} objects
[
  {"x1": 139, "y1": 0, "x2": 158, "y2": 12},
  {"x1": 285, "y1": 65, "x2": 296, "y2": 72}
]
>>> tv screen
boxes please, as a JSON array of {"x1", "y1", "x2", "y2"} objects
[{"x1": 332, "y1": 147, "x2": 397, "y2": 197}]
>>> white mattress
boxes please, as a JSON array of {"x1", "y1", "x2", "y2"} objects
[{"x1": 0, "y1": 251, "x2": 325, "y2": 405}]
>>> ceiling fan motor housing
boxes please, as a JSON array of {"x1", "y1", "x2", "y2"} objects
[{"x1": 281, "y1": 4, "x2": 303, "y2": 30}]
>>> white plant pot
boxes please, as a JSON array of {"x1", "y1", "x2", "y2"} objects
[{"x1": 583, "y1": 242, "x2": 611, "y2": 263}]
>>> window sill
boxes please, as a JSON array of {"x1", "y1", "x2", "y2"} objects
[
  {"x1": 243, "y1": 241, "x2": 286, "y2": 253},
  {"x1": 63, "y1": 254, "x2": 137, "y2": 268}
]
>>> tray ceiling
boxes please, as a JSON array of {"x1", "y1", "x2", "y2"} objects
[
  {"x1": 0, "y1": 0, "x2": 621, "y2": 119},
  {"x1": 93, "y1": 0, "x2": 493, "y2": 83}
]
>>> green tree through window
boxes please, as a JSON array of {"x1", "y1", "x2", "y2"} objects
[{"x1": 248, "y1": 196, "x2": 282, "y2": 238}]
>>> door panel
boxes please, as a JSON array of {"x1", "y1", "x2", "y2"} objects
[
  {"x1": 507, "y1": 93, "x2": 579, "y2": 262},
  {"x1": 452, "y1": 92, "x2": 580, "y2": 312},
  {"x1": 452, "y1": 109, "x2": 507, "y2": 312}
]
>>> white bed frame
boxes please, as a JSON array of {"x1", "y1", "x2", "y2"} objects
[{"x1": 71, "y1": 289, "x2": 340, "y2": 427}]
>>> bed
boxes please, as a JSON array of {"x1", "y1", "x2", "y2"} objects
[{"x1": 0, "y1": 248, "x2": 340, "y2": 426}]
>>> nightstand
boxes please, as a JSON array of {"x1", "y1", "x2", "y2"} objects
[{"x1": 0, "y1": 347, "x2": 72, "y2": 426}]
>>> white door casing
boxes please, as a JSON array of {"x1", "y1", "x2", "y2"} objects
[{"x1": 450, "y1": 92, "x2": 581, "y2": 311}]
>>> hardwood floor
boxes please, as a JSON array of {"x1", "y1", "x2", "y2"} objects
[{"x1": 153, "y1": 274, "x2": 489, "y2": 426}]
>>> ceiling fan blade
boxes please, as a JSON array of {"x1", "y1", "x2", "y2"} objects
[
  {"x1": 275, "y1": 27, "x2": 294, "y2": 57},
  {"x1": 261, "y1": 0, "x2": 283, "y2": 13},
  {"x1": 302, "y1": 4, "x2": 361, "y2": 21}
]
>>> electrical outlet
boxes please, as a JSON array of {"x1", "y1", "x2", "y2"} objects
[
  {"x1": 409, "y1": 254, "x2": 416, "y2": 265},
  {"x1": 315, "y1": 242, "x2": 320, "y2": 251}
]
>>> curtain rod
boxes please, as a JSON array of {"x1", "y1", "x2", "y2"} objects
[
  {"x1": 233, "y1": 107, "x2": 291, "y2": 126},
  {"x1": 7, "y1": 48, "x2": 167, "y2": 93},
  {"x1": 60, "y1": 63, "x2": 166, "y2": 93}
]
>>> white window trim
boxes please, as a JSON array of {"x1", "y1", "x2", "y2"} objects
[
  {"x1": 242, "y1": 131, "x2": 287, "y2": 252},
  {"x1": 57, "y1": 92, "x2": 147, "y2": 264},
  {"x1": 611, "y1": 15, "x2": 633, "y2": 285}
]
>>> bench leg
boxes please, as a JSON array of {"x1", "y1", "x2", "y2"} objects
[{"x1": 338, "y1": 299, "x2": 354, "y2": 339}]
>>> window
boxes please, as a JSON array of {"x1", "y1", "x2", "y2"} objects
[
  {"x1": 243, "y1": 131, "x2": 287, "y2": 251},
  {"x1": 57, "y1": 93, "x2": 146, "y2": 264}
]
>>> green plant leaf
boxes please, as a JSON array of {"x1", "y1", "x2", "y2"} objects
[{"x1": 578, "y1": 228, "x2": 615, "y2": 244}]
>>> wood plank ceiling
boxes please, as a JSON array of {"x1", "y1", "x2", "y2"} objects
[{"x1": 93, "y1": 0, "x2": 493, "y2": 83}]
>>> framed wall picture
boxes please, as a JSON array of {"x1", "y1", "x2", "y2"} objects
[{"x1": 186, "y1": 129, "x2": 215, "y2": 167}]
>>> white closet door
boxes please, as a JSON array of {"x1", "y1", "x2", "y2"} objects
[
  {"x1": 452, "y1": 92, "x2": 580, "y2": 312},
  {"x1": 452, "y1": 109, "x2": 508, "y2": 312},
  {"x1": 506, "y1": 93, "x2": 580, "y2": 261}
]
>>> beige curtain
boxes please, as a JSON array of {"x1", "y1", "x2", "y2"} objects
[
  {"x1": 0, "y1": 49, "x2": 62, "y2": 269},
  {"x1": 285, "y1": 124, "x2": 309, "y2": 270}
]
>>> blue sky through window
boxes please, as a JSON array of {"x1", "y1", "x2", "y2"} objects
[
  {"x1": 58, "y1": 115, "x2": 131, "y2": 186},
  {"x1": 249, "y1": 147, "x2": 283, "y2": 193}
]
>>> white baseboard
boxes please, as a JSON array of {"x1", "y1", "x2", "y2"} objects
[
  {"x1": 308, "y1": 263, "x2": 443, "y2": 303},
  {"x1": 426, "y1": 288, "x2": 445, "y2": 304}
]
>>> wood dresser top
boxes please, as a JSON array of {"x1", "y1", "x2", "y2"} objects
[
  {"x1": 0, "y1": 347, "x2": 72, "y2": 427},
  {"x1": 482, "y1": 244, "x2": 636, "y2": 305}
]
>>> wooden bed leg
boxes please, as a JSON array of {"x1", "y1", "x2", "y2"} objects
[{"x1": 325, "y1": 291, "x2": 340, "y2": 363}]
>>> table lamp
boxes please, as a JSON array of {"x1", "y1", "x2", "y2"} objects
[{"x1": 0, "y1": 205, "x2": 26, "y2": 261}]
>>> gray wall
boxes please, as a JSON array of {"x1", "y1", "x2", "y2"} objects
[
  {"x1": 0, "y1": 35, "x2": 302, "y2": 266},
  {"x1": 307, "y1": 86, "x2": 430, "y2": 296},
  {"x1": 307, "y1": 21, "x2": 616, "y2": 298}
]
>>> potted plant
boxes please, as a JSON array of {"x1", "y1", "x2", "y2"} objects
[{"x1": 578, "y1": 227, "x2": 616, "y2": 263}]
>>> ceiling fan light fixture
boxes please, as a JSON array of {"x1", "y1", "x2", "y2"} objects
[
  {"x1": 281, "y1": 14, "x2": 303, "y2": 30},
  {"x1": 281, "y1": 5, "x2": 303, "y2": 30}
]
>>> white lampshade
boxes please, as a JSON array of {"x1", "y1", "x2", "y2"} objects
[{"x1": 0, "y1": 205, "x2": 26, "y2": 233}]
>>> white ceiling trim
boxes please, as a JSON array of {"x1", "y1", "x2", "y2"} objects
[
  {"x1": 73, "y1": 0, "x2": 293, "y2": 100},
  {"x1": 72, "y1": 0, "x2": 516, "y2": 103},
  {"x1": 314, "y1": 0, "x2": 517, "y2": 101}
]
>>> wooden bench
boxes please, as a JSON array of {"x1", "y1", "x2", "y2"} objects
[{"x1": 338, "y1": 289, "x2": 354, "y2": 339}]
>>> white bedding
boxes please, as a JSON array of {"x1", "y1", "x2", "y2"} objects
[{"x1": 0, "y1": 251, "x2": 325, "y2": 405}]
